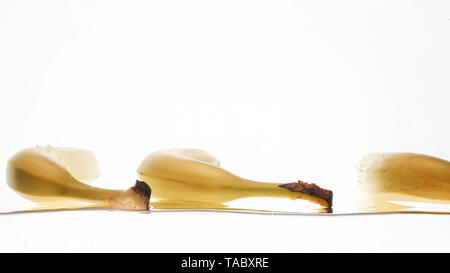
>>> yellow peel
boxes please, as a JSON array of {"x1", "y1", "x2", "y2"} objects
[
  {"x1": 42, "y1": 146, "x2": 100, "y2": 183},
  {"x1": 357, "y1": 153, "x2": 450, "y2": 208}
]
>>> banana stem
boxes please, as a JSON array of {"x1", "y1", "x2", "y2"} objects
[
  {"x1": 240, "y1": 179, "x2": 333, "y2": 208},
  {"x1": 49, "y1": 180, "x2": 151, "y2": 211},
  {"x1": 146, "y1": 175, "x2": 332, "y2": 211}
]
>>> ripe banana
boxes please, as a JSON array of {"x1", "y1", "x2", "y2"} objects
[
  {"x1": 357, "y1": 153, "x2": 450, "y2": 206},
  {"x1": 7, "y1": 146, "x2": 151, "y2": 211},
  {"x1": 137, "y1": 148, "x2": 332, "y2": 211}
]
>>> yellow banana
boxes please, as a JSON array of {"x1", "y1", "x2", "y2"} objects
[
  {"x1": 7, "y1": 146, "x2": 151, "y2": 211},
  {"x1": 137, "y1": 148, "x2": 332, "y2": 211},
  {"x1": 357, "y1": 153, "x2": 450, "y2": 207}
]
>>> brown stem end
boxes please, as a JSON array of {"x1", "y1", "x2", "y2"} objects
[
  {"x1": 279, "y1": 180, "x2": 333, "y2": 208},
  {"x1": 132, "y1": 180, "x2": 152, "y2": 210}
]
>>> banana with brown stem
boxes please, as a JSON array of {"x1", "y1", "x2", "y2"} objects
[
  {"x1": 6, "y1": 146, "x2": 151, "y2": 211},
  {"x1": 137, "y1": 148, "x2": 332, "y2": 212}
]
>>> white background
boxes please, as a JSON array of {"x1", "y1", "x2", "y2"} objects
[{"x1": 0, "y1": 0, "x2": 449, "y2": 252}]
